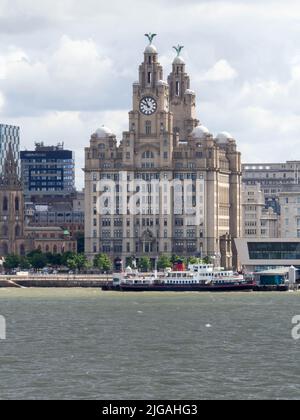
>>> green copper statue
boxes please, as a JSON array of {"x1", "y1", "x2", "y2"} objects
[
  {"x1": 145, "y1": 33, "x2": 157, "y2": 44},
  {"x1": 173, "y1": 45, "x2": 184, "y2": 56}
]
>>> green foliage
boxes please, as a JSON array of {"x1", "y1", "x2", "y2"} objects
[
  {"x1": 66, "y1": 254, "x2": 88, "y2": 272},
  {"x1": 45, "y1": 253, "x2": 62, "y2": 266},
  {"x1": 171, "y1": 255, "x2": 186, "y2": 264},
  {"x1": 3, "y1": 254, "x2": 20, "y2": 270},
  {"x1": 138, "y1": 256, "x2": 151, "y2": 272},
  {"x1": 61, "y1": 251, "x2": 76, "y2": 266},
  {"x1": 203, "y1": 256, "x2": 212, "y2": 264},
  {"x1": 187, "y1": 256, "x2": 200, "y2": 265},
  {"x1": 66, "y1": 258, "x2": 77, "y2": 271},
  {"x1": 29, "y1": 253, "x2": 47, "y2": 269},
  {"x1": 94, "y1": 254, "x2": 113, "y2": 273},
  {"x1": 19, "y1": 257, "x2": 31, "y2": 270},
  {"x1": 157, "y1": 255, "x2": 172, "y2": 270}
]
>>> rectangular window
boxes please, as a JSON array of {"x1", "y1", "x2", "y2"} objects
[{"x1": 145, "y1": 121, "x2": 151, "y2": 135}]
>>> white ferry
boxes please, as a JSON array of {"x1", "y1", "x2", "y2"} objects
[{"x1": 102, "y1": 264, "x2": 255, "y2": 292}]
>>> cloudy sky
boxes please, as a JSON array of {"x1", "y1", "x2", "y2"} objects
[{"x1": 0, "y1": 0, "x2": 300, "y2": 188}]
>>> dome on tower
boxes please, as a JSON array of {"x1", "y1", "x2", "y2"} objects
[
  {"x1": 191, "y1": 125, "x2": 211, "y2": 139},
  {"x1": 144, "y1": 44, "x2": 157, "y2": 54},
  {"x1": 173, "y1": 55, "x2": 185, "y2": 65},
  {"x1": 216, "y1": 132, "x2": 234, "y2": 143},
  {"x1": 94, "y1": 126, "x2": 114, "y2": 138}
]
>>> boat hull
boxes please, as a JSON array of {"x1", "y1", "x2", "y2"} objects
[{"x1": 102, "y1": 283, "x2": 255, "y2": 292}]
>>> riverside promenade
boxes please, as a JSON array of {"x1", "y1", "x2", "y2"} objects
[{"x1": 0, "y1": 274, "x2": 113, "y2": 288}]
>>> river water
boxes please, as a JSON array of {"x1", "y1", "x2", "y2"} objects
[{"x1": 0, "y1": 289, "x2": 300, "y2": 400}]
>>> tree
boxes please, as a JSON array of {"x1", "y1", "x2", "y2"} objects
[
  {"x1": 19, "y1": 257, "x2": 31, "y2": 270},
  {"x1": 203, "y1": 256, "x2": 212, "y2": 264},
  {"x1": 66, "y1": 254, "x2": 88, "y2": 272},
  {"x1": 3, "y1": 255, "x2": 20, "y2": 270},
  {"x1": 45, "y1": 253, "x2": 62, "y2": 267},
  {"x1": 188, "y1": 256, "x2": 199, "y2": 265},
  {"x1": 138, "y1": 256, "x2": 151, "y2": 272},
  {"x1": 171, "y1": 255, "x2": 183, "y2": 264},
  {"x1": 74, "y1": 254, "x2": 88, "y2": 271},
  {"x1": 157, "y1": 255, "x2": 172, "y2": 270},
  {"x1": 61, "y1": 252, "x2": 76, "y2": 266},
  {"x1": 94, "y1": 254, "x2": 113, "y2": 273},
  {"x1": 66, "y1": 257, "x2": 77, "y2": 271},
  {"x1": 27, "y1": 249, "x2": 43, "y2": 259},
  {"x1": 29, "y1": 253, "x2": 47, "y2": 270}
]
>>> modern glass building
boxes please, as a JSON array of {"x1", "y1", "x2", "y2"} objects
[
  {"x1": 20, "y1": 142, "x2": 75, "y2": 198},
  {"x1": 0, "y1": 124, "x2": 20, "y2": 175},
  {"x1": 235, "y1": 238, "x2": 300, "y2": 271}
]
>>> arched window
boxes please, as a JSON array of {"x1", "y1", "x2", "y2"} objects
[
  {"x1": 3, "y1": 197, "x2": 8, "y2": 212},
  {"x1": 1, "y1": 225, "x2": 8, "y2": 237},
  {"x1": 15, "y1": 197, "x2": 20, "y2": 212},
  {"x1": 142, "y1": 151, "x2": 154, "y2": 159},
  {"x1": 45, "y1": 245, "x2": 49, "y2": 252},
  {"x1": 53, "y1": 245, "x2": 58, "y2": 254},
  {"x1": 15, "y1": 225, "x2": 21, "y2": 237}
]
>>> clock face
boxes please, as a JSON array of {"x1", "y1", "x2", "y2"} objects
[{"x1": 139, "y1": 96, "x2": 157, "y2": 115}]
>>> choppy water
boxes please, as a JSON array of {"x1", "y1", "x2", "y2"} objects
[{"x1": 0, "y1": 289, "x2": 300, "y2": 400}]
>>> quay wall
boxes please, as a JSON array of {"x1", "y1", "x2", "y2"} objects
[{"x1": 0, "y1": 275, "x2": 113, "y2": 288}]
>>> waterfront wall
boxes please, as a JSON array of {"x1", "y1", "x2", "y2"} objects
[{"x1": 0, "y1": 275, "x2": 112, "y2": 288}]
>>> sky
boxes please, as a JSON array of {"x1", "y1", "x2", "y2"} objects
[{"x1": 0, "y1": 0, "x2": 300, "y2": 189}]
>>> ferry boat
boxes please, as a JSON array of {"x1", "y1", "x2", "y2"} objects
[{"x1": 102, "y1": 264, "x2": 256, "y2": 292}]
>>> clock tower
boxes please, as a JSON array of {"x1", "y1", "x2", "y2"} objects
[{"x1": 125, "y1": 33, "x2": 173, "y2": 168}]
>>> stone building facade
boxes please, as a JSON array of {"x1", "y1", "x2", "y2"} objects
[
  {"x1": 279, "y1": 185, "x2": 300, "y2": 238},
  {"x1": 25, "y1": 226, "x2": 77, "y2": 254},
  {"x1": 0, "y1": 145, "x2": 26, "y2": 256},
  {"x1": 242, "y1": 161, "x2": 300, "y2": 215},
  {"x1": 242, "y1": 184, "x2": 279, "y2": 238},
  {"x1": 84, "y1": 36, "x2": 242, "y2": 269}
]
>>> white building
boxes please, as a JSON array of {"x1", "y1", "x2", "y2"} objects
[{"x1": 279, "y1": 185, "x2": 300, "y2": 238}]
